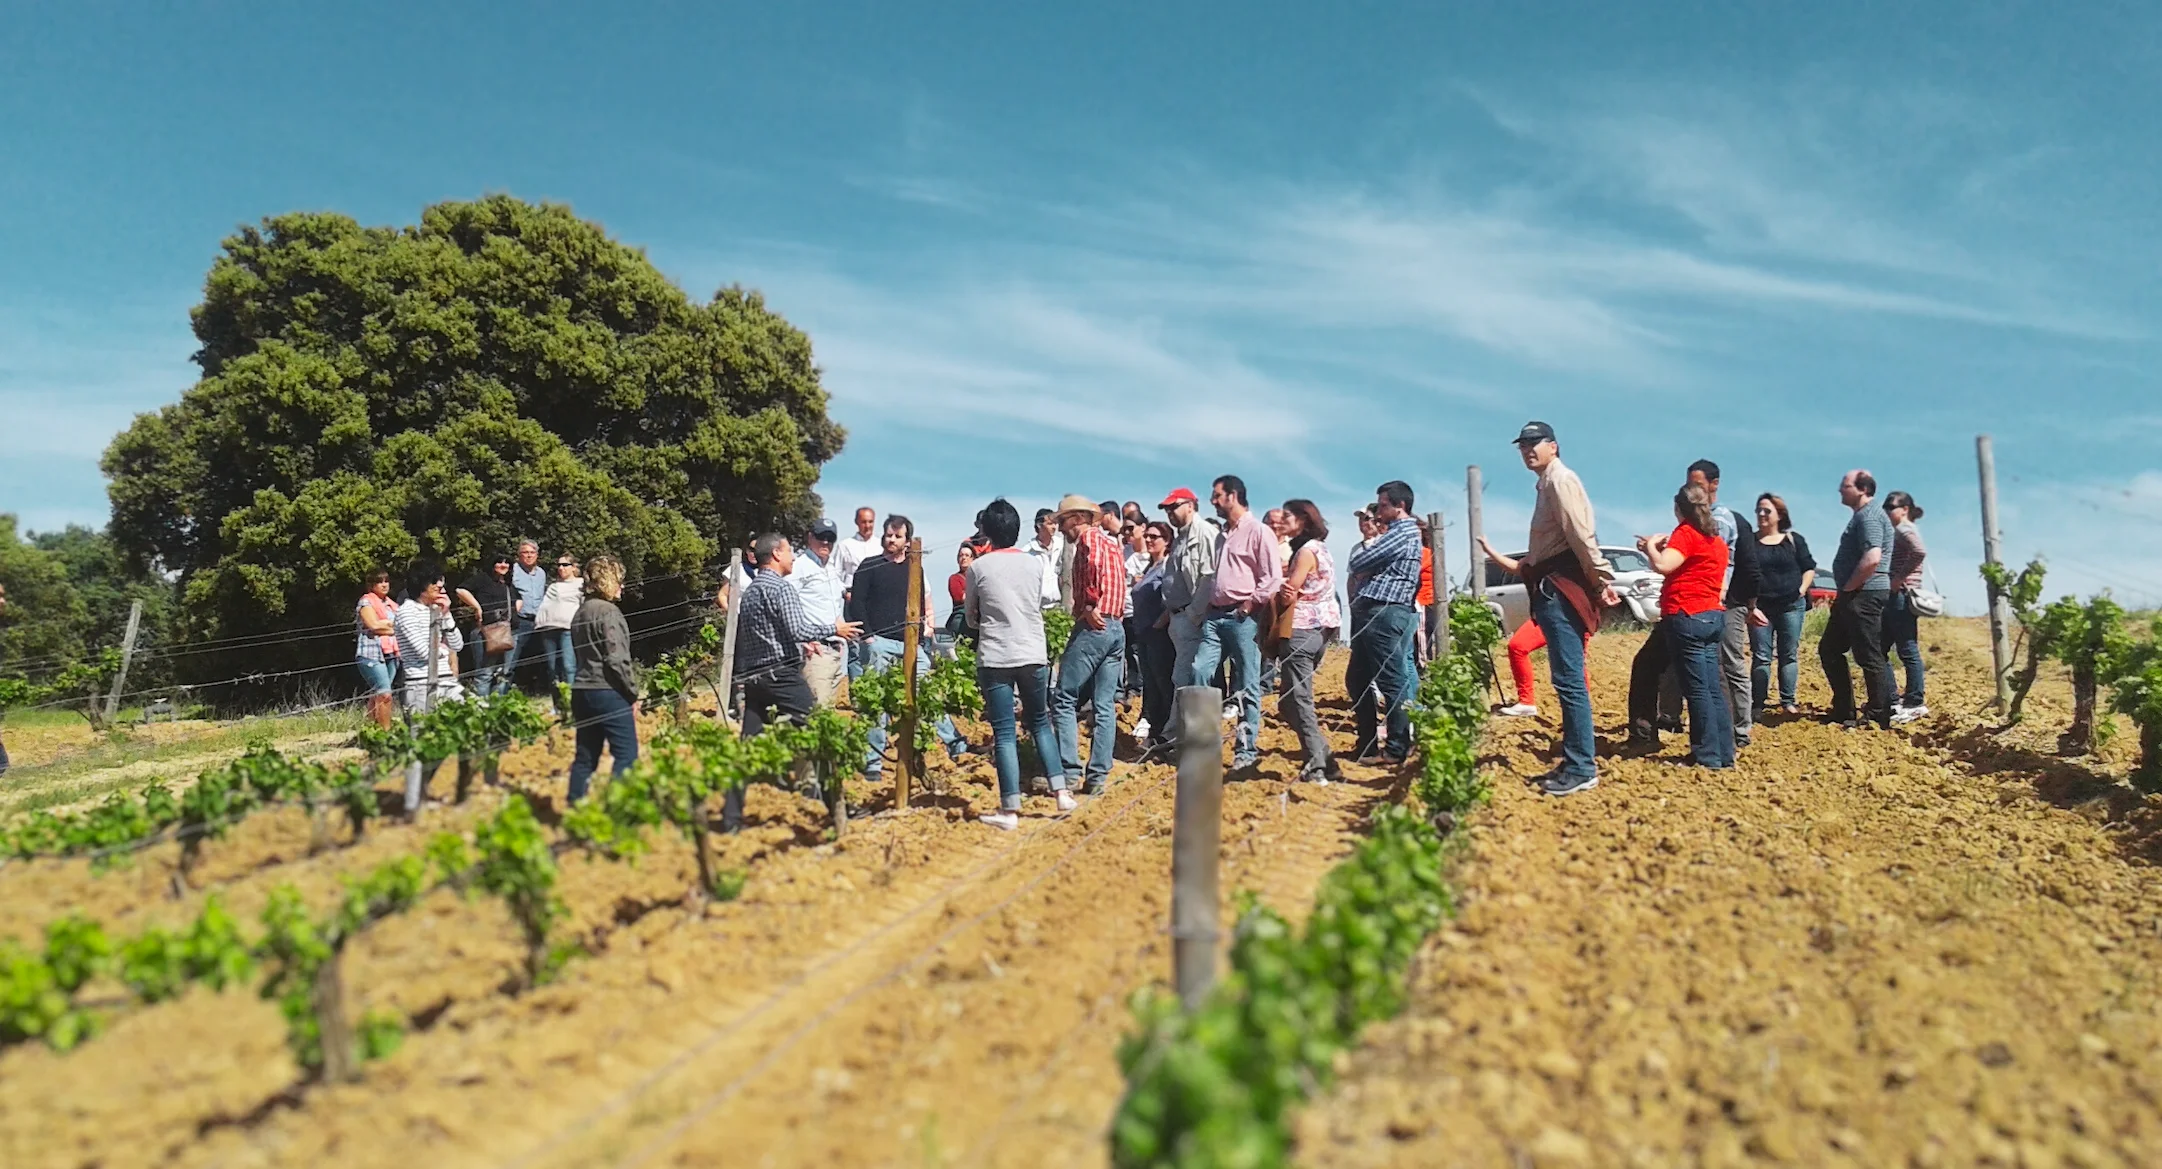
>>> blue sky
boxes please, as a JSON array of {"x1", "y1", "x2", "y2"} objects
[{"x1": 4, "y1": 1, "x2": 2160, "y2": 613}]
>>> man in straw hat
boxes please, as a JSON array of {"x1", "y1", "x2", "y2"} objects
[{"x1": 1050, "y1": 493, "x2": 1130, "y2": 795}]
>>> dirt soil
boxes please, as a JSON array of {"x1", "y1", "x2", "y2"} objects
[
  {"x1": 1299, "y1": 618, "x2": 2162, "y2": 1168},
  {"x1": 0, "y1": 652, "x2": 1397, "y2": 1169}
]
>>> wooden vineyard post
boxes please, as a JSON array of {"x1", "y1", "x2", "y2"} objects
[
  {"x1": 312, "y1": 947, "x2": 358, "y2": 1083},
  {"x1": 1170, "y1": 684, "x2": 1224, "y2": 1009},
  {"x1": 714, "y1": 558, "x2": 748, "y2": 729},
  {"x1": 1466, "y1": 465, "x2": 1486, "y2": 603},
  {"x1": 898, "y1": 537, "x2": 925, "y2": 809},
  {"x1": 103, "y1": 599, "x2": 143, "y2": 726},
  {"x1": 1425, "y1": 511, "x2": 1450, "y2": 661},
  {"x1": 1976, "y1": 435, "x2": 2014, "y2": 713}
]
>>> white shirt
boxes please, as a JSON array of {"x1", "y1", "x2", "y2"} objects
[
  {"x1": 835, "y1": 534, "x2": 879, "y2": 587},
  {"x1": 789, "y1": 546, "x2": 845, "y2": 636},
  {"x1": 1025, "y1": 532, "x2": 1065, "y2": 609}
]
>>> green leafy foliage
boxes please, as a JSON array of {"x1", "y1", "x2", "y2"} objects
[
  {"x1": 1111, "y1": 602, "x2": 1491, "y2": 1166},
  {"x1": 1983, "y1": 559, "x2": 2050, "y2": 721},
  {"x1": 469, "y1": 797, "x2": 567, "y2": 986},
  {"x1": 1044, "y1": 606, "x2": 1076, "y2": 662},
  {"x1": 642, "y1": 620, "x2": 723, "y2": 715},
  {"x1": 1110, "y1": 808, "x2": 1452, "y2": 1168},
  {"x1": 2029, "y1": 593, "x2": 2132, "y2": 754},
  {"x1": 102, "y1": 196, "x2": 840, "y2": 690},
  {"x1": 2106, "y1": 615, "x2": 2162, "y2": 791}
]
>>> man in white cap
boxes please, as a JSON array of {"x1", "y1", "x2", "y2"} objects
[{"x1": 1156, "y1": 486, "x2": 1221, "y2": 728}]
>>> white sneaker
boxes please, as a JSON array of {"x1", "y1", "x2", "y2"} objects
[
  {"x1": 1222, "y1": 704, "x2": 1239, "y2": 722},
  {"x1": 1133, "y1": 718, "x2": 1150, "y2": 740},
  {"x1": 1499, "y1": 703, "x2": 1538, "y2": 718},
  {"x1": 1892, "y1": 704, "x2": 1929, "y2": 724},
  {"x1": 1055, "y1": 791, "x2": 1077, "y2": 813},
  {"x1": 979, "y1": 811, "x2": 1019, "y2": 831}
]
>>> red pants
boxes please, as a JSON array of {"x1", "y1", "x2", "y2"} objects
[{"x1": 1506, "y1": 619, "x2": 1588, "y2": 706}]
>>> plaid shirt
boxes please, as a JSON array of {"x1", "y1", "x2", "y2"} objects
[
  {"x1": 1070, "y1": 524, "x2": 1129, "y2": 620},
  {"x1": 735, "y1": 567, "x2": 832, "y2": 676},
  {"x1": 1349, "y1": 516, "x2": 1423, "y2": 605}
]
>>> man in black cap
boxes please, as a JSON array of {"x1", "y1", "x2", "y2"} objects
[
  {"x1": 789, "y1": 518, "x2": 849, "y2": 707},
  {"x1": 1511, "y1": 421, "x2": 1616, "y2": 796}
]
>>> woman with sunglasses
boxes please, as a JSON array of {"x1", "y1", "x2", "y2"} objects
[
  {"x1": 531, "y1": 554, "x2": 585, "y2": 693},
  {"x1": 1879, "y1": 491, "x2": 1929, "y2": 722},
  {"x1": 1748, "y1": 493, "x2": 1816, "y2": 715},
  {"x1": 1129, "y1": 521, "x2": 1178, "y2": 752}
]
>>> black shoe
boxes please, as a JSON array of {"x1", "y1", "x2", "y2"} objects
[{"x1": 1655, "y1": 715, "x2": 1683, "y2": 733}]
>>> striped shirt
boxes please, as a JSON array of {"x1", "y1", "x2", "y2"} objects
[
  {"x1": 735, "y1": 567, "x2": 833, "y2": 677},
  {"x1": 1070, "y1": 524, "x2": 1129, "y2": 620},
  {"x1": 392, "y1": 598, "x2": 465, "y2": 706},
  {"x1": 1348, "y1": 516, "x2": 1423, "y2": 605}
]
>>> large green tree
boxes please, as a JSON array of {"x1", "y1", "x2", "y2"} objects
[{"x1": 104, "y1": 196, "x2": 843, "y2": 684}]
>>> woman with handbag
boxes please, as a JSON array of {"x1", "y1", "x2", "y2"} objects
[
  {"x1": 1879, "y1": 492, "x2": 1930, "y2": 722},
  {"x1": 1275, "y1": 500, "x2": 1341, "y2": 784},
  {"x1": 461, "y1": 553, "x2": 519, "y2": 696},
  {"x1": 531, "y1": 554, "x2": 584, "y2": 692}
]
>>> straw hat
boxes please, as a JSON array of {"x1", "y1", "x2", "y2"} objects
[{"x1": 1054, "y1": 493, "x2": 1099, "y2": 518}]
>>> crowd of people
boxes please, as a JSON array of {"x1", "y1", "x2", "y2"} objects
[{"x1": 347, "y1": 416, "x2": 1935, "y2": 823}]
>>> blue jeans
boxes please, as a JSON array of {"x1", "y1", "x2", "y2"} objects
[
  {"x1": 355, "y1": 656, "x2": 396, "y2": 696},
  {"x1": 1666, "y1": 610, "x2": 1733, "y2": 768},
  {"x1": 465, "y1": 634, "x2": 511, "y2": 696},
  {"x1": 1190, "y1": 607, "x2": 1263, "y2": 760},
  {"x1": 1750, "y1": 599, "x2": 1806, "y2": 708},
  {"x1": 1055, "y1": 622, "x2": 1126, "y2": 788},
  {"x1": 516, "y1": 620, "x2": 576, "y2": 687},
  {"x1": 568, "y1": 687, "x2": 640, "y2": 802},
  {"x1": 1346, "y1": 598, "x2": 1416, "y2": 758},
  {"x1": 861, "y1": 636, "x2": 966, "y2": 776},
  {"x1": 1531, "y1": 581, "x2": 1596, "y2": 780},
  {"x1": 980, "y1": 664, "x2": 1065, "y2": 809},
  {"x1": 1879, "y1": 590, "x2": 1926, "y2": 706}
]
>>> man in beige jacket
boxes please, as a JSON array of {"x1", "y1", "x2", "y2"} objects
[{"x1": 1512, "y1": 420, "x2": 1618, "y2": 797}]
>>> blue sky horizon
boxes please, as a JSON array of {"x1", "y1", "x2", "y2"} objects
[{"x1": 4, "y1": 1, "x2": 2159, "y2": 614}]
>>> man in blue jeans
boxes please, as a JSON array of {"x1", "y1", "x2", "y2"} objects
[
  {"x1": 1051, "y1": 494, "x2": 1130, "y2": 794},
  {"x1": 1346, "y1": 480, "x2": 1423, "y2": 762},
  {"x1": 846, "y1": 514, "x2": 969, "y2": 779},
  {"x1": 1187, "y1": 475, "x2": 1282, "y2": 770},
  {"x1": 1510, "y1": 421, "x2": 1618, "y2": 796}
]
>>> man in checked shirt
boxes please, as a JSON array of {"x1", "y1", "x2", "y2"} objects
[
  {"x1": 1051, "y1": 493, "x2": 1130, "y2": 796},
  {"x1": 726, "y1": 532, "x2": 860, "y2": 829}
]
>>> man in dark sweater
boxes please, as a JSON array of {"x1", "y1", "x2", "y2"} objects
[{"x1": 845, "y1": 515, "x2": 968, "y2": 778}]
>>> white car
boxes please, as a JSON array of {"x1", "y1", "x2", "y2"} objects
[{"x1": 1479, "y1": 545, "x2": 1662, "y2": 633}]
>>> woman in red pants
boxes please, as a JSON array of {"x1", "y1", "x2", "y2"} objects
[{"x1": 1479, "y1": 536, "x2": 1588, "y2": 718}]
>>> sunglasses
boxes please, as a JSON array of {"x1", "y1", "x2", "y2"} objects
[
  {"x1": 1755, "y1": 508, "x2": 1775, "y2": 516},
  {"x1": 556, "y1": 560, "x2": 576, "y2": 567}
]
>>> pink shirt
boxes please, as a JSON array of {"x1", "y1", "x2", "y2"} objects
[{"x1": 1209, "y1": 511, "x2": 1284, "y2": 608}]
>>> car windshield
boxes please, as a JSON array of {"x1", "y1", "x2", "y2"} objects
[{"x1": 1606, "y1": 548, "x2": 1651, "y2": 574}]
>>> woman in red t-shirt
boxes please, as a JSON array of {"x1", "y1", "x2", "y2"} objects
[{"x1": 1635, "y1": 484, "x2": 1734, "y2": 768}]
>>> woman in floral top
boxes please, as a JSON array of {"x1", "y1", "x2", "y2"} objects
[{"x1": 1276, "y1": 499, "x2": 1342, "y2": 783}]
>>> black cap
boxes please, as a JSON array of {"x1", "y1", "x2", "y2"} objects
[
  {"x1": 809, "y1": 518, "x2": 838, "y2": 541},
  {"x1": 1513, "y1": 420, "x2": 1556, "y2": 445}
]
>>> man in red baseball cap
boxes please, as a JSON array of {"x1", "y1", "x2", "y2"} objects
[{"x1": 1156, "y1": 486, "x2": 1222, "y2": 733}]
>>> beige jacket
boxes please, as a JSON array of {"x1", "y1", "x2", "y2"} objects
[{"x1": 1525, "y1": 458, "x2": 1614, "y2": 588}]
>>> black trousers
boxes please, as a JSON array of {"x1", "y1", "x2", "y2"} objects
[
  {"x1": 1820, "y1": 591, "x2": 1891, "y2": 726},
  {"x1": 1627, "y1": 626, "x2": 1671, "y2": 737},
  {"x1": 1137, "y1": 627, "x2": 1176, "y2": 742},
  {"x1": 728, "y1": 664, "x2": 817, "y2": 829}
]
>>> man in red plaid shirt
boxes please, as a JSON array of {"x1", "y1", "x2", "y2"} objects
[{"x1": 1052, "y1": 493, "x2": 1129, "y2": 795}]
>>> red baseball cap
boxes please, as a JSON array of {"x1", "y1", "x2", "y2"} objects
[{"x1": 1158, "y1": 487, "x2": 1198, "y2": 508}]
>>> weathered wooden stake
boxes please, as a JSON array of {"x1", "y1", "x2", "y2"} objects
[
  {"x1": 313, "y1": 947, "x2": 358, "y2": 1083},
  {"x1": 898, "y1": 537, "x2": 925, "y2": 809},
  {"x1": 1171, "y1": 684, "x2": 1224, "y2": 1009},
  {"x1": 102, "y1": 599, "x2": 144, "y2": 725},
  {"x1": 1425, "y1": 511, "x2": 1450, "y2": 661},
  {"x1": 1466, "y1": 465, "x2": 1487, "y2": 601},
  {"x1": 714, "y1": 559, "x2": 748, "y2": 729},
  {"x1": 1976, "y1": 435, "x2": 2014, "y2": 713}
]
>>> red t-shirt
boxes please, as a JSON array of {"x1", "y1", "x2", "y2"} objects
[
  {"x1": 1659, "y1": 522, "x2": 1729, "y2": 617},
  {"x1": 947, "y1": 571, "x2": 967, "y2": 606}
]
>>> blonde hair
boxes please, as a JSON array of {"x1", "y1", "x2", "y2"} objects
[{"x1": 585, "y1": 554, "x2": 626, "y2": 600}]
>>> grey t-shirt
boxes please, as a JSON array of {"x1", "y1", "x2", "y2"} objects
[
  {"x1": 1832, "y1": 504, "x2": 1894, "y2": 592},
  {"x1": 966, "y1": 550, "x2": 1050, "y2": 669}
]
